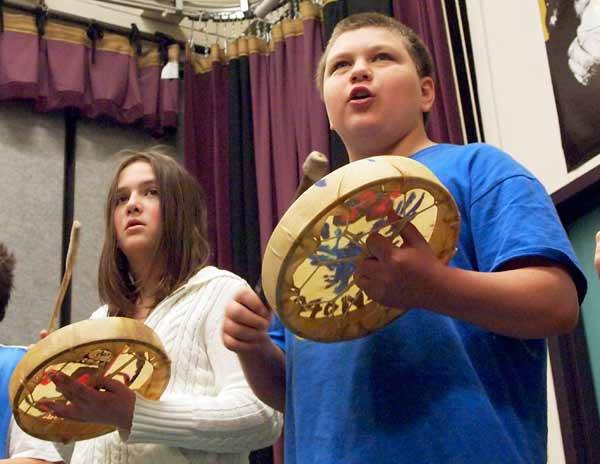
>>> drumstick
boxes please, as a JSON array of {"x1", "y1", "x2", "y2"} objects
[
  {"x1": 293, "y1": 151, "x2": 329, "y2": 201},
  {"x1": 47, "y1": 220, "x2": 81, "y2": 334}
]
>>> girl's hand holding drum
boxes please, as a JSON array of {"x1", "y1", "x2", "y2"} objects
[{"x1": 37, "y1": 370, "x2": 135, "y2": 430}]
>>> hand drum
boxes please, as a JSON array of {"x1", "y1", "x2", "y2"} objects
[
  {"x1": 262, "y1": 155, "x2": 460, "y2": 342},
  {"x1": 9, "y1": 318, "x2": 170, "y2": 442}
]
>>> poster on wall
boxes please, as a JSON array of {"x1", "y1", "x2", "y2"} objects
[{"x1": 540, "y1": 0, "x2": 600, "y2": 171}]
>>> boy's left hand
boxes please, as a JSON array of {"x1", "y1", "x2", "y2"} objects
[
  {"x1": 37, "y1": 371, "x2": 135, "y2": 431},
  {"x1": 354, "y1": 221, "x2": 445, "y2": 309}
]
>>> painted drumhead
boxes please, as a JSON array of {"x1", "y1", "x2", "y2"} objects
[
  {"x1": 262, "y1": 156, "x2": 460, "y2": 342},
  {"x1": 9, "y1": 318, "x2": 171, "y2": 442}
]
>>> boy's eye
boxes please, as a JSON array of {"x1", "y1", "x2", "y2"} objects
[{"x1": 331, "y1": 60, "x2": 350, "y2": 72}]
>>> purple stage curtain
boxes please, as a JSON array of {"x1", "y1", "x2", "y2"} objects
[
  {"x1": 249, "y1": 1, "x2": 330, "y2": 254},
  {"x1": 0, "y1": 10, "x2": 178, "y2": 133},
  {"x1": 183, "y1": 46, "x2": 232, "y2": 269},
  {"x1": 392, "y1": 0, "x2": 464, "y2": 144}
]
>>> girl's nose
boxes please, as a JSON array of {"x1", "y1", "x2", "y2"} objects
[{"x1": 126, "y1": 194, "x2": 142, "y2": 214}]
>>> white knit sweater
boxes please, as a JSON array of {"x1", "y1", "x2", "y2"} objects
[{"x1": 70, "y1": 266, "x2": 282, "y2": 464}]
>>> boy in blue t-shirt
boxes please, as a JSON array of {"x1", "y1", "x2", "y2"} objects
[{"x1": 223, "y1": 13, "x2": 587, "y2": 463}]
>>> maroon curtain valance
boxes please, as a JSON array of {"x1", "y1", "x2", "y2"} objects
[{"x1": 0, "y1": 10, "x2": 178, "y2": 133}]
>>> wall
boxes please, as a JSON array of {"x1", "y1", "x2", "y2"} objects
[{"x1": 0, "y1": 101, "x2": 64, "y2": 345}]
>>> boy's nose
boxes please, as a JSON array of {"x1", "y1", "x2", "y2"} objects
[{"x1": 350, "y1": 62, "x2": 372, "y2": 83}]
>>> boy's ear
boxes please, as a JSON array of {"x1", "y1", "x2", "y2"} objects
[{"x1": 420, "y1": 76, "x2": 435, "y2": 113}]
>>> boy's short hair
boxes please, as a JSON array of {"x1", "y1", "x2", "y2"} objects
[
  {"x1": 0, "y1": 242, "x2": 16, "y2": 322},
  {"x1": 316, "y1": 13, "x2": 435, "y2": 97}
]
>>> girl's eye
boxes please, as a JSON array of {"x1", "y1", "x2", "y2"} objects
[
  {"x1": 115, "y1": 195, "x2": 128, "y2": 205},
  {"x1": 146, "y1": 188, "x2": 159, "y2": 196},
  {"x1": 374, "y1": 53, "x2": 393, "y2": 61}
]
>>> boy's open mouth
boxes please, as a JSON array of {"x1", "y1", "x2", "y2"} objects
[{"x1": 349, "y1": 86, "x2": 373, "y2": 101}]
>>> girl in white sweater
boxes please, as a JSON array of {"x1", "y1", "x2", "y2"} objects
[{"x1": 40, "y1": 149, "x2": 282, "y2": 464}]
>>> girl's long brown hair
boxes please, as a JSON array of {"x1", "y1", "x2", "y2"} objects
[{"x1": 98, "y1": 148, "x2": 211, "y2": 316}]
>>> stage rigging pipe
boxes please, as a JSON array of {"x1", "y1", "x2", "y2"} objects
[{"x1": 253, "y1": 0, "x2": 281, "y2": 18}]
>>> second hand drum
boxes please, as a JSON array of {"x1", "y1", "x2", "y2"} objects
[
  {"x1": 8, "y1": 221, "x2": 171, "y2": 443},
  {"x1": 9, "y1": 318, "x2": 171, "y2": 443},
  {"x1": 262, "y1": 155, "x2": 461, "y2": 342}
]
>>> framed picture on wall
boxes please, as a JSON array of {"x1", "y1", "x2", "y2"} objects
[{"x1": 540, "y1": 0, "x2": 600, "y2": 172}]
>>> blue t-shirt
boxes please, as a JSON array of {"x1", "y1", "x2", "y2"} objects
[
  {"x1": 0, "y1": 346, "x2": 26, "y2": 458},
  {"x1": 269, "y1": 143, "x2": 587, "y2": 464}
]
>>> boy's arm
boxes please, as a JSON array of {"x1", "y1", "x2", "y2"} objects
[
  {"x1": 6, "y1": 417, "x2": 63, "y2": 464},
  {"x1": 355, "y1": 223, "x2": 579, "y2": 339},
  {"x1": 222, "y1": 288, "x2": 286, "y2": 412},
  {"x1": 0, "y1": 458, "x2": 62, "y2": 464},
  {"x1": 0, "y1": 459, "x2": 63, "y2": 463}
]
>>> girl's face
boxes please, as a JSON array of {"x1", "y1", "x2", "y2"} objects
[{"x1": 112, "y1": 161, "x2": 162, "y2": 261}]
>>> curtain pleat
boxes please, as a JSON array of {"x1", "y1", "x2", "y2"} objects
[
  {"x1": 270, "y1": 35, "x2": 301, "y2": 220},
  {"x1": 295, "y1": 10, "x2": 330, "y2": 177},
  {"x1": 323, "y1": 0, "x2": 392, "y2": 41},
  {"x1": 183, "y1": 48, "x2": 232, "y2": 269},
  {"x1": 248, "y1": 48, "x2": 279, "y2": 259},
  {"x1": 228, "y1": 45, "x2": 261, "y2": 285}
]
